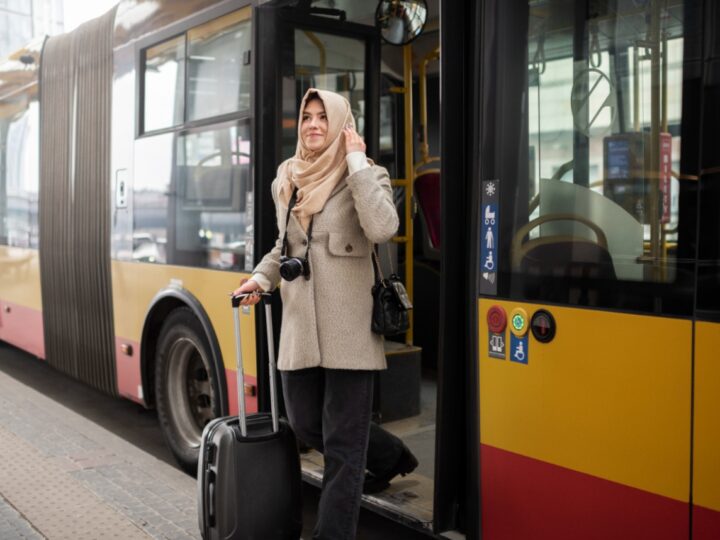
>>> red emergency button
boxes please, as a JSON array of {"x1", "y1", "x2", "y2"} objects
[
  {"x1": 531, "y1": 309, "x2": 556, "y2": 343},
  {"x1": 487, "y1": 305, "x2": 507, "y2": 333}
]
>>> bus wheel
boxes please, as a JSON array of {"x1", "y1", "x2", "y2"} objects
[{"x1": 155, "y1": 307, "x2": 221, "y2": 474}]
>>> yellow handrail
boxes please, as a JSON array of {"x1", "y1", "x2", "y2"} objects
[
  {"x1": 302, "y1": 31, "x2": 326, "y2": 74},
  {"x1": 417, "y1": 46, "x2": 439, "y2": 166},
  {"x1": 388, "y1": 45, "x2": 415, "y2": 345},
  {"x1": 401, "y1": 44, "x2": 414, "y2": 345}
]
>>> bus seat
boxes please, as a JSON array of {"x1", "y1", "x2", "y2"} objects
[
  {"x1": 414, "y1": 169, "x2": 441, "y2": 259},
  {"x1": 539, "y1": 178, "x2": 642, "y2": 281},
  {"x1": 512, "y1": 213, "x2": 617, "y2": 281}
]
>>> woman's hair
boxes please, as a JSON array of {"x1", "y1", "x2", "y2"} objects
[{"x1": 304, "y1": 91, "x2": 323, "y2": 106}]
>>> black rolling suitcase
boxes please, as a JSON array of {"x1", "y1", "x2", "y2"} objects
[{"x1": 198, "y1": 293, "x2": 302, "y2": 540}]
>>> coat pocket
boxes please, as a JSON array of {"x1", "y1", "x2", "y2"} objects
[{"x1": 327, "y1": 232, "x2": 369, "y2": 258}]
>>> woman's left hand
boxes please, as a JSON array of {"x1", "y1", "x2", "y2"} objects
[{"x1": 344, "y1": 125, "x2": 366, "y2": 154}]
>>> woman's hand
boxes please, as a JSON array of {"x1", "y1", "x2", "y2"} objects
[
  {"x1": 232, "y1": 279, "x2": 263, "y2": 306},
  {"x1": 343, "y1": 125, "x2": 366, "y2": 154}
]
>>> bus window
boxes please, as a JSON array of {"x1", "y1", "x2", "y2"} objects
[
  {"x1": 505, "y1": 0, "x2": 692, "y2": 312},
  {"x1": 174, "y1": 121, "x2": 252, "y2": 270},
  {"x1": 133, "y1": 121, "x2": 252, "y2": 270},
  {"x1": 142, "y1": 35, "x2": 185, "y2": 133},
  {"x1": 1, "y1": 97, "x2": 39, "y2": 249},
  {"x1": 187, "y1": 8, "x2": 252, "y2": 121}
]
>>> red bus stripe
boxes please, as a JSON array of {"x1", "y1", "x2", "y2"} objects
[
  {"x1": 481, "y1": 444, "x2": 688, "y2": 540},
  {"x1": 694, "y1": 505, "x2": 720, "y2": 540},
  {"x1": 115, "y1": 338, "x2": 143, "y2": 404},
  {"x1": 114, "y1": 338, "x2": 259, "y2": 415},
  {"x1": 0, "y1": 300, "x2": 45, "y2": 359}
]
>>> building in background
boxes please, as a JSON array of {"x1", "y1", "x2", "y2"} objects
[{"x1": 0, "y1": 0, "x2": 64, "y2": 58}]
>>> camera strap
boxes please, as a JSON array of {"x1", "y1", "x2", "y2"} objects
[{"x1": 281, "y1": 188, "x2": 313, "y2": 260}]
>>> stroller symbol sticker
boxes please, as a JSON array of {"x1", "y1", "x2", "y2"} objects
[{"x1": 484, "y1": 205, "x2": 496, "y2": 225}]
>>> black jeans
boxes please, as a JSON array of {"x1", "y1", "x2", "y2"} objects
[{"x1": 281, "y1": 367, "x2": 404, "y2": 540}]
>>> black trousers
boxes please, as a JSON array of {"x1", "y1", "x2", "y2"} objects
[{"x1": 281, "y1": 367, "x2": 404, "y2": 540}]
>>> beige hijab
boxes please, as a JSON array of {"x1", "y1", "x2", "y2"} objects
[{"x1": 277, "y1": 88, "x2": 356, "y2": 230}]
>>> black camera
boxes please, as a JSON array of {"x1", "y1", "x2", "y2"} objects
[{"x1": 279, "y1": 256, "x2": 310, "y2": 281}]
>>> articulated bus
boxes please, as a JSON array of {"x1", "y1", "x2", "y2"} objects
[{"x1": 1, "y1": 0, "x2": 719, "y2": 538}]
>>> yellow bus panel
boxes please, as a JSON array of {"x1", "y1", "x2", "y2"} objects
[
  {"x1": 479, "y1": 299, "x2": 691, "y2": 502},
  {"x1": 111, "y1": 260, "x2": 257, "y2": 390},
  {"x1": 0, "y1": 246, "x2": 42, "y2": 310},
  {"x1": 693, "y1": 321, "x2": 720, "y2": 512}
]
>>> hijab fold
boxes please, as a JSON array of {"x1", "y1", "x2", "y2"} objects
[{"x1": 277, "y1": 88, "x2": 356, "y2": 231}]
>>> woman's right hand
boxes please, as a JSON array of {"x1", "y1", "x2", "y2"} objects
[{"x1": 232, "y1": 279, "x2": 263, "y2": 306}]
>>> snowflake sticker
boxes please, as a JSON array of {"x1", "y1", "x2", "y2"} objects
[{"x1": 485, "y1": 182, "x2": 496, "y2": 197}]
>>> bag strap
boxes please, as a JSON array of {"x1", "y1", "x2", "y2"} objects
[
  {"x1": 372, "y1": 242, "x2": 398, "y2": 280},
  {"x1": 384, "y1": 243, "x2": 395, "y2": 275},
  {"x1": 371, "y1": 247, "x2": 385, "y2": 282}
]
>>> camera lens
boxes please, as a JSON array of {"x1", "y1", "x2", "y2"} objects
[{"x1": 279, "y1": 257, "x2": 304, "y2": 281}]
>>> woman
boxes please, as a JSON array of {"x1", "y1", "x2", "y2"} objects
[{"x1": 233, "y1": 88, "x2": 417, "y2": 540}]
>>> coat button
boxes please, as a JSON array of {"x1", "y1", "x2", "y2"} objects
[
  {"x1": 345, "y1": 244, "x2": 353, "y2": 253},
  {"x1": 302, "y1": 239, "x2": 308, "y2": 246}
]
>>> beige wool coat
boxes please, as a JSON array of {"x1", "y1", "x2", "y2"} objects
[{"x1": 253, "y1": 164, "x2": 399, "y2": 371}]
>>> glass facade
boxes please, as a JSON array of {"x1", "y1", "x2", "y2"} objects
[{"x1": 0, "y1": 0, "x2": 64, "y2": 59}]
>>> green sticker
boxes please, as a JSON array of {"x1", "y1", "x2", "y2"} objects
[{"x1": 512, "y1": 314, "x2": 525, "y2": 331}]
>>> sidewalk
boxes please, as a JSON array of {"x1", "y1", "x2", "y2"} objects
[{"x1": 0, "y1": 368, "x2": 200, "y2": 540}]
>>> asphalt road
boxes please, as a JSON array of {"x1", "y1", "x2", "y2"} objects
[{"x1": 0, "y1": 342, "x2": 430, "y2": 540}]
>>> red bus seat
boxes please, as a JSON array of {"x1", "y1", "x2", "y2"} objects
[{"x1": 414, "y1": 170, "x2": 441, "y2": 254}]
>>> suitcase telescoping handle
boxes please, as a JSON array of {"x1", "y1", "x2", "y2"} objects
[{"x1": 231, "y1": 293, "x2": 279, "y2": 436}]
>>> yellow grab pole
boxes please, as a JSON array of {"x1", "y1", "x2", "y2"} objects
[
  {"x1": 418, "y1": 47, "x2": 440, "y2": 166},
  {"x1": 403, "y1": 44, "x2": 414, "y2": 345},
  {"x1": 302, "y1": 31, "x2": 326, "y2": 74}
]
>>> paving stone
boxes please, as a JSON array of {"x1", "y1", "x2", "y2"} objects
[
  {"x1": 0, "y1": 498, "x2": 45, "y2": 540},
  {"x1": 0, "y1": 369, "x2": 203, "y2": 540}
]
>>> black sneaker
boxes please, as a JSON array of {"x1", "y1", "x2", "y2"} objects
[{"x1": 363, "y1": 445, "x2": 419, "y2": 494}]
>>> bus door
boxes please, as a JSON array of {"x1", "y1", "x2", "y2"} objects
[
  {"x1": 254, "y1": 3, "x2": 446, "y2": 531},
  {"x1": 477, "y1": 1, "x2": 702, "y2": 538},
  {"x1": 692, "y1": 6, "x2": 720, "y2": 538},
  {"x1": 251, "y1": 0, "x2": 381, "y2": 428}
]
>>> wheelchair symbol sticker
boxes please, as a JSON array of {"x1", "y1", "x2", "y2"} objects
[
  {"x1": 510, "y1": 334, "x2": 528, "y2": 364},
  {"x1": 483, "y1": 251, "x2": 495, "y2": 271}
]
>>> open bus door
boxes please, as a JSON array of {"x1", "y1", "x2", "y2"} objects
[
  {"x1": 475, "y1": 0, "x2": 710, "y2": 538},
  {"x1": 253, "y1": 0, "x2": 380, "y2": 410},
  {"x1": 253, "y1": 1, "x2": 473, "y2": 536},
  {"x1": 252, "y1": 0, "x2": 443, "y2": 532}
]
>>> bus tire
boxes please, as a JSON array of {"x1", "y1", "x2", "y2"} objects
[{"x1": 155, "y1": 307, "x2": 221, "y2": 474}]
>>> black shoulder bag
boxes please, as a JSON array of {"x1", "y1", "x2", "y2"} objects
[{"x1": 371, "y1": 246, "x2": 412, "y2": 336}]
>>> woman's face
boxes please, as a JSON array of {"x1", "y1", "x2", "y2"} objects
[{"x1": 301, "y1": 98, "x2": 328, "y2": 151}]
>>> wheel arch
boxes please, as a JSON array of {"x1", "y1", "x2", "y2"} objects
[{"x1": 140, "y1": 286, "x2": 229, "y2": 416}]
